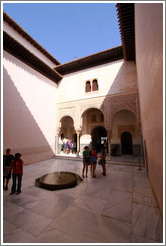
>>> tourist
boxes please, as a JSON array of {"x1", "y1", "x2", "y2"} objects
[
  {"x1": 65, "y1": 140, "x2": 69, "y2": 154},
  {"x1": 68, "y1": 140, "x2": 72, "y2": 153},
  {"x1": 10, "y1": 153, "x2": 24, "y2": 195},
  {"x1": 99, "y1": 148, "x2": 106, "y2": 176},
  {"x1": 72, "y1": 141, "x2": 76, "y2": 154},
  {"x1": 90, "y1": 147, "x2": 98, "y2": 178},
  {"x1": 82, "y1": 146, "x2": 90, "y2": 178},
  {"x1": 3, "y1": 148, "x2": 14, "y2": 190}
]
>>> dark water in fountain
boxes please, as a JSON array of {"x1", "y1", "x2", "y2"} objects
[{"x1": 36, "y1": 171, "x2": 82, "y2": 190}]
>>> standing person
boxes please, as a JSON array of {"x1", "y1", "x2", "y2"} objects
[
  {"x1": 90, "y1": 147, "x2": 98, "y2": 178},
  {"x1": 72, "y1": 141, "x2": 76, "y2": 154},
  {"x1": 65, "y1": 140, "x2": 69, "y2": 154},
  {"x1": 68, "y1": 140, "x2": 72, "y2": 153},
  {"x1": 10, "y1": 153, "x2": 24, "y2": 195},
  {"x1": 99, "y1": 148, "x2": 106, "y2": 176},
  {"x1": 82, "y1": 146, "x2": 90, "y2": 178},
  {"x1": 59, "y1": 137, "x2": 64, "y2": 153},
  {"x1": 3, "y1": 148, "x2": 14, "y2": 190}
]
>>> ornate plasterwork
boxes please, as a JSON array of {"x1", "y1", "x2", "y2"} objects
[
  {"x1": 118, "y1": 125, "x2": 135, "y2": 138},
  {"x1": 79, "y1": 103, "x2": 104, "y2": 117},
  {"x1": 58, "y1": 106, "x2": 75, "y2": 121},
  {"x1": 57, "y1": 93, "x2": 141, "y2": 134},
  {"x1": 109, "y1": 93, "x2": 141, "y2": 125}
]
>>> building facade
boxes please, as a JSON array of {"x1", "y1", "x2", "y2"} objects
[{"x1": 56, "y1": 58, "x2": 142, "y2": 157}]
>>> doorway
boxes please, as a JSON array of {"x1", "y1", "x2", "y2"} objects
[
  {"x1": 121, "y1": 132, "x2": 133, "y2": 155},
  {"x1": 91, "y1": 126, "x2": 107, "y2": 153}
]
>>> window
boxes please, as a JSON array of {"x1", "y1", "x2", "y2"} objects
[
  {"x1": 92, "y1": 79, "x2": 98, "y2": 91},
  {"x1": 91, "y1": 114, "x2": 96, "y2": 123},
  {"x1": 85, "y1": 81, "x2": 91, "y2": 92},
  {"x1": 85, "y1": 79, "x2": 99, "y2": 93}
]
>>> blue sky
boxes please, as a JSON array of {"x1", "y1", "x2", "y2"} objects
[{"x1": 3, "y1": 2, "x2": 121, "y2": 64}]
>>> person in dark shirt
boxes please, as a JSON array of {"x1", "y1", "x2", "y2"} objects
[{"x1": 3, "y1": 148, "x2": 14, "y2": 190}]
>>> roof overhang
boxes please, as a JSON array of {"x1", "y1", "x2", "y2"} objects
[
  {"x1": 3, "y1": 11, "x2": 60, "y2": 65},
  {"x1": 54, "y1": 46, "x2": 124, "y2": 75},
  {"x1": 4, "y1": 31, "x2": 62, "y2": 83},
  {"x1": 116, "y1": 3, "x2": 135, "y2": 61}
]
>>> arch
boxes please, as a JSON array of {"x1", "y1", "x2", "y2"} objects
[
  {"x1": 59, "y1": 116, "x2": 75, "y2": 140},
  {"x1": 112, "y1": 109, "x2": 137, "y2": 124},
  {"x1": 121, "y1": 132, "x2": 133, "y2": 155},
  {"x1": 60, "y1": 115, "x2": 74, "y2": 124},
  {"x1": 81, "y1": 106, "x2": 104, "y2": 118}
]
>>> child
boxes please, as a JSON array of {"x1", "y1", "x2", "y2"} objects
[
  {"x1": 99, "y1": 148, "x2": 106, "y2": 176},
  {"x1": 90, "y1": 147, "x2": 98, "y2": 178},
  {"x1": 10, "y1": 153, "x2": 24, "y2": 195},
  {"x1": 82, "y1": 146, "x2": 90, "y2": 178}
]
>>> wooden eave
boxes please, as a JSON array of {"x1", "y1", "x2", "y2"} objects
[
  {"x1": 116, "y1": 3, "x2": 135, "y2": 61},
  {"x1": 54, "y1": 46, "x2": 123, "y2": 75},
  {"x1": 4, "y1": 31, "x2": 62, "y2": 83},
  {"x1": 3, "y1": 11, "x2": 60, "y2": 65}
]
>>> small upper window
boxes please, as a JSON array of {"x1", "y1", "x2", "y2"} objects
[
  {"x1": 85, "y1": 81, "x2": 91, "y2": 92},
  {"x1": 91, "y1": 114, "x2": 96, "y2": 123},
  {"x1": 92, "y1": 79, "x2": 98, "y2": 91}
]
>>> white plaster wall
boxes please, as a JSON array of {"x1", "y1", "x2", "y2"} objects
[
  {"x1": 135, "y1": 3, "x2": 163, "y2": 213},
  {"x1": 4, "y1": 22, "x2": 57, "y2": 68},
  {"x1": 57, "y1": 60, "x2": 138, "y2": 103},
  {"x1": 3, "y1": 51, "x2": 58, "y2": 164}
]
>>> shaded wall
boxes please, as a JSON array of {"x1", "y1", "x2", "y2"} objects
[
  {"x1": 112, "y1": 110, "x2": 141, "y2": 156},
  {"x1": 135, "y1": 3, "x2": 163, "y2": 213},
  {"x1": 3, "y1": 51, "x2": 58, "y2": 164}
]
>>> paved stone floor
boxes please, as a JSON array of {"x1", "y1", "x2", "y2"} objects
[{"x1": 3, "y1": 158, "x2": 163, "y2": 243}]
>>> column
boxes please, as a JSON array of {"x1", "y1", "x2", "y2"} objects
[
  {"x1": 55, "y1": 127, "x2": 61, "y2": 155},
  {"x1": 76, "y1": 131, "x2": 80, "y2": 154},
  {"x1": 107, "y1": 130, "x2": 112, "y2": 159}
]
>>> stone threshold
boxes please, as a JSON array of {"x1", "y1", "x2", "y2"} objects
[{"x1": 54, "y1": 155, "x2": 144, "y2": 167}]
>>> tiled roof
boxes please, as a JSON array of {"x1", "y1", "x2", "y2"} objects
[
  {"x1": 54, "y1": 46, "x2": 123, "y2": 75},
  {"x1": 3, "y1": 11, "x2": 60, "y2": 65},
  {"x1": 116, "y1": 3, "x2": 135, "y2": 61},
  {"x1": 4, "y1": 31, "x2": 62, "y2": 83}
]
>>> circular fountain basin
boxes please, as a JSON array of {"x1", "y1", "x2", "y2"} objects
[{"x1": 39, "y1": 172, "x2": 78, "y2": 190}]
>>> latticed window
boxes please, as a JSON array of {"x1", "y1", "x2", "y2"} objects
[
  {"x1": 92, "y1": 79, "x2": 98, "y2": 91},
  {"x1": 85, "y1": 81, "x2": 91, "y2": 92},
  {"x1": 91, "y1": 114, "x2": 96, "y2": 123}
]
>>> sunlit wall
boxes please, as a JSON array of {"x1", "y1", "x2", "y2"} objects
[{"x1": 3, "y1": 51, "x2": 58, "y2": 164}]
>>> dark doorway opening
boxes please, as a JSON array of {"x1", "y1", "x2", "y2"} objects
[
  {"x1": 73, "y1": 133, "x2": 77, "y2": 153},
  {"x1": 91, "y1": 126, "x2": 107, "y2": 153},
  {"x1": 121, "y1": 132, "x2": 133, "y2": 155}
]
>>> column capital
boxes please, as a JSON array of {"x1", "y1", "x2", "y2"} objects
[
  {"x1": 75, "y1": 128, "x2": 82, "y2": 134},
  {"x1": 56, "y1": 127, "x2": 61, "y2": 136},
  {"x1": 107, "y1": 130, "x2": 112, "y2": 137}
]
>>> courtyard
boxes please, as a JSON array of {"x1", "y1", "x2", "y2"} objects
[{"x1": 3, "y1": 158, "x2": 163, "y2": 244}]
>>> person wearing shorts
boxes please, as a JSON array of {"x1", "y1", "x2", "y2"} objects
[{"x1": 90, "y1": 147, "x2": 98, "y2": 178}]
